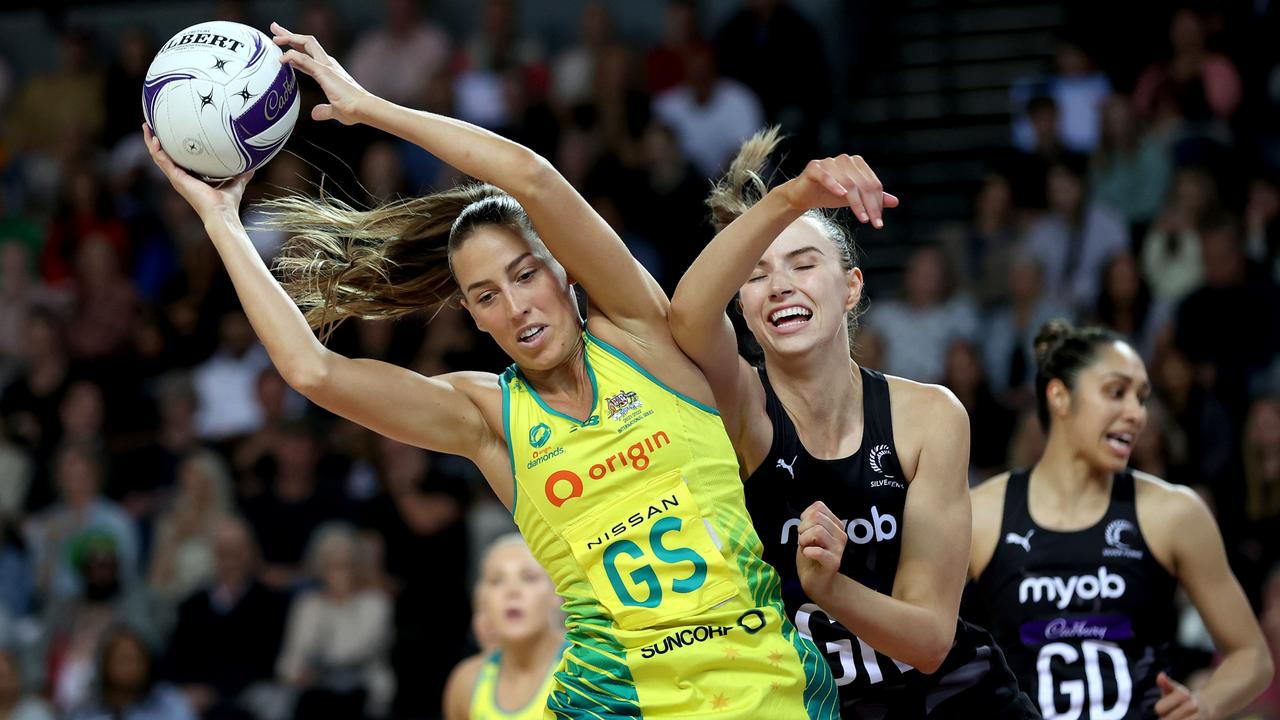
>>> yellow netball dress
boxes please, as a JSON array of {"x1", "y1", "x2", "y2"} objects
[
  {"x1": 502, "y1": 331, "x2": 838, "y2": 719},
  {"x1": 470, "y1": 646, "x2": 564, "y2": 720}
]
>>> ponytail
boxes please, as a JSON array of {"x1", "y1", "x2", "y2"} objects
[{"x1": 259, "y1": 183, "x2": 514, "y2": 341}]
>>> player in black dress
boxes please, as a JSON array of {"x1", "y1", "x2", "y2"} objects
[
  {"x1": 969, "y1": 322, "x2": 1272, "y2": 719},
  {"x1": 667, "y1": 128, "x2": 1038, "y2": 717}
]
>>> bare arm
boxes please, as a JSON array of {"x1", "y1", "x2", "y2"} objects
[
  {"x1": 668, "y1": 155, "x2": 896, "y2": 446},
  {"x1": 272, "y1": 24, "x2": 668, "y2": 336},
  {"x1": 1155, "y1": 485, "x2": 1272, "y2": 719},
  {"x1": 144, "y1": 129, "x2": 503, "y2": 481},
  {"x1": 797, "y1": 388, "x2": 971, "y2": 673}
]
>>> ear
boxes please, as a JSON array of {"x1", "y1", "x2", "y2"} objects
[
  {"x1": 1046, "y1": 378, "x2": 1071, "y2": 418},
  {"x1": 844, "y1": 267, "x2": 865, "y2": 313}
]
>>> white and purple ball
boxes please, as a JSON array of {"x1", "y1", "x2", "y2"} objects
[{"x1": 143, "y1": 21, "x2": 299, "y2": 180}]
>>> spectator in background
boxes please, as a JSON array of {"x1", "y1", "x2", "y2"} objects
[
  {"x1": 940, "y1": 172, "x2": 1020, "y2": 305},
  {"x1": 1141, "y1": 166, "x2": 1219, "y2": 304},
  {"x1": 346, "y1": 0, "x2": 449, "y2": 109},
  {"x1": 941, "y1": 339, "x2": 1015, "y2": 483},
  {"x1": 1134, "y1": 6, "x2": 1242, "y2": 126},
  {"x1": 55, "y1": 380, "x2": 107, "y2": 476},
  {"x1": 66, "y1": 625, "x2": 194, "y2": 720},
  {"x1": 1173, "y1": 214, "x2": 1280, "y2": 428},
  {"x1": 652, "y1": 45, "x2": 764, "y2": 177},
  {"x1": 1246, "y1": 171, "x2": 1280, "y2": 282},
  {"x1": 27, "y1": 444, "x2": 139, "y2": 604},
  {"x1": 1251, "y1": 565, "x2": 1280, "y2": 717},
  {"x1": 625, "y1": 121, "x2": 711, "y2": 294},
  {"x1": 981, "y1": 250, "x2": 1068, "y2": 406},
  {"x1": 357, "y1": 142, "x2": 407, "y2": 205},
  {"x1": 42, "y1": 536, "x2": 154, "y2": 713},
  {"x1": 0, "y1": 518, "x2": 32, "y2": 626},
  {"x1": 1004, "y1": 95, "x2": 1075, "y2": 209},
  {"x1": 550, "y1": 1, "x2": 615, "y2": 109},
  {"x1": 41, "y1": 165, "x2": 131, "y2": 290},
  {"x1": 8, "y1": 28, "x2": 104, "y2": 159},
  {"x1": 867, "y1": 244, "x2": 979, "y2": 384},
  {"x1": 359, "y1": 437, "x2": 469, "y2": 718},
  {"x1": 452, "y1": 0, "x2": 547, "y2": 129},
  {"x1": 147, "y1": 451, "x2": 232, "y2": 620},
  {"x1": 66, "y1": 238, "x2": 140, "y2": 362},
  {"x1": 1, "y1": 308, "x2": 74, "y2": 509},
  {"x1": 277, "y1": 523, "x2": 393, "y2": 720},
  {"x1": 1012, "y1": 39, "x2": 1112, "y2": 154},
  {"x1": 192, "y1": 311, "x2": 270, "y2": 443},
  {"x1": 241, "y1": 423, "x2": 340, "y2": 590},
  {"x1": 0, "y1": 243, "x2": 67, "y2": 380},
  {"x1": 1089, "y1": 251, "x2": 1170, "y2": 362},
  {"x1": 1242, "y1": 396, "x2": 1280, "y2": 584},
  {"x1": 1089, "y1": 94, "x2": 1172, "y2": 233},
  {"x1": 644, "y1": 0, "x2": 701, "y2": 95},
  {"x1": 0, "y1": 649, "x2": 52, "y2": 720},
  {"x1": 0, "y1": 422, "x2": 32, "y2": 523},
  {"x1": 1022, "y1": 155, "x2": 1128, "y2": 313},
  {"x1": 113, "y1": 372, "x2": 203, "y2": 504},
  {"x1": 102, "y1": 27, "x2": 153, "y2": 149},
  {"x1": 166, "y1": 516, "x2": 288, "y2": 720},
  {"x1": 713, "y1": 0, "x2": 830, "y2": 165}
]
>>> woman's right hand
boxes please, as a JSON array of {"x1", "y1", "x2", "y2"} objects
[
  {"x1": 779, "y1": 154, "x2": 900, "y2": 229},
  {"x1": 272, "y1": 21, "x2": 371, "y2": 125},
  {"x1": 144, "y1": 123, "x2": 253, "y2": 223}
]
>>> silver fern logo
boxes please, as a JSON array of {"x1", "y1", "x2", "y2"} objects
[
  {"x1": 1103, "y1": 519, "x2": 1143, "y2": 559},
  {"x1": 869, "y1": 444, "x2": 894, "y2": 478}
]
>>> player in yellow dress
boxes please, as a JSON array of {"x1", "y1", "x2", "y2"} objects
[
  {"x1": 142, "y1": 20, "x2": 838, "y2": 719},
  {"x1": 444, "y1": 535, "x2": 565, "y2": 720}
]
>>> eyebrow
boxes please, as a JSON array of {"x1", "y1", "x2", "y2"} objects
[
  {"x1": 464, "y1": 252, "x2": 534, "y2": 294},
  {"x1": 756, "y1": 246, "x2": 826, "y2": 267}
]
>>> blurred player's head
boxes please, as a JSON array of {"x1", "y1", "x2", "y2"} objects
[
  {"x1": 1033, "y1": 321, "x2": 1149, "y2": 473},
  {"x1": 476, "y1": 534, "x2": 562, "y2": 648},
  {"x1": 708, "y1": 128, "x2": 865, "y2": 363}
]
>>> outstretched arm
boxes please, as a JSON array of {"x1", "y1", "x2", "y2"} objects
[
  {"x1": 796, "y1": 388, "x2": 970, "y2": 673},
  {"x1": 144, "y1": 127, "x2": 504, "y2": 485},
  {"x1": 668, "y1": 154, "x2": 896, "y2": 444},
  {"x1": 271, "y1": 23, "x2": 667, "y2": 336}
]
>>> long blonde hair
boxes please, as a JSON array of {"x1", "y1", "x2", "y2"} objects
[
  {"x1": 259, "y1": 183, "x2": 534, "y2": 341},
  {"x1": 707, "y1": 127, "x2": 866, "y2": 348}
]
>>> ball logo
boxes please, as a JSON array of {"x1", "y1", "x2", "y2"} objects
[
  {"x1": 869, "y1": 444, "x2": 894, "y2": 478},
  {"x1": 264, "y1": 72, "x2": 297, "y2": 121},
  {"x1": 529, "y1": 423, "x2": 552, "y2": 449}
]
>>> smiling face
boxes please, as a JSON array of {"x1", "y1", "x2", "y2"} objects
[
  {"x1": 738, "y1": 215, "x2": 861, "y2": 360},
  {"x1": 477, "y1": 541, "x2": 560, "y2": 646},
  {"x1": 1049, "y1": 341, "x2": 1151, "y2": 473},
  {"x1": 453, "y1": 225, "x2": 581, "y2": 371}
]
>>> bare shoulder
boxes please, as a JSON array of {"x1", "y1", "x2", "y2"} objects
[
  {"x1": 972, "y1": 471, "x2": 1012, "y2": 505},
  {"x1": 1132, "y1": 470, "x2": 1211, "y2": 522},
  {"x1": 443, "y1": 370, "x2": 506, "y2": 429},
  {"x1": 883, "y1": 375, "x2": 967, "y2": 426},
  {"x1": 442, "y1": 653, "x2": 487, "y2": 720},
  {"x1": 584, "y1": 314, "x2": 717, "y2": 407}
]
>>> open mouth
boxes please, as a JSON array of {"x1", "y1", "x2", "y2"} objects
[
  {"x1": 1105, "y1": 432, "x2": 1134, "y2": 453},
  {"x1": 769, "y1": 305, "x2": 813, "y2": 328},
  {"x1": 518, "y1": 325, "x2": 546, "y2": 344},
  {"x1": 504, "y1": 607, "x2": 525, "y2": 622}
]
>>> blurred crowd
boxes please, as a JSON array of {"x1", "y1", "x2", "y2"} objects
[{"x1": 0, "y1": 0, "x2": 1276, "y2": 718}]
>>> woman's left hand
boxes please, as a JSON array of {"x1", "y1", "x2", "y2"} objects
[
  {"x1": 1155, "y1": 672, "x2": 1211, "y2": 720},
  {"x1": 271, "y1": 21, "x2": 370, "y2": 125},
  {"x1": 795, "y1": 500, "x2": 848, "y2": 602}
]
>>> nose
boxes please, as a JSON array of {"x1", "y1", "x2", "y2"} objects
[
  {"x1": 1122, "y1": 392, "x2": 1147, "y2": 425},
  {"x1": 503, "y1": 286, "x2": 531, "y2": 319},
  {"x1": 768, "y1": 273, "x2": 794, "y2": 300}
]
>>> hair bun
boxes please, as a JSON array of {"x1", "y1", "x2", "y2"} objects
[{"x1": 1033, "y1": 319, "x2": 1074, "y2": 366}]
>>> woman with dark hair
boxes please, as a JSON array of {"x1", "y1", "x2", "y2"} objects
[
  {"x1": 66, "y1": 625, "x2": 194, "y2": 720},
  {"x1": 140, "y1": 19, "x2": 838, "y2": 718},
  {"x1": 969, "y1": 321, "x2": 1272, "y2": 719},
  {"x1": 1089, "y1": 252, "x2": 1169, "y2": 362},
  {"x1": 667, "y1": 128, "x2": 1037, "y2": 716}
]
